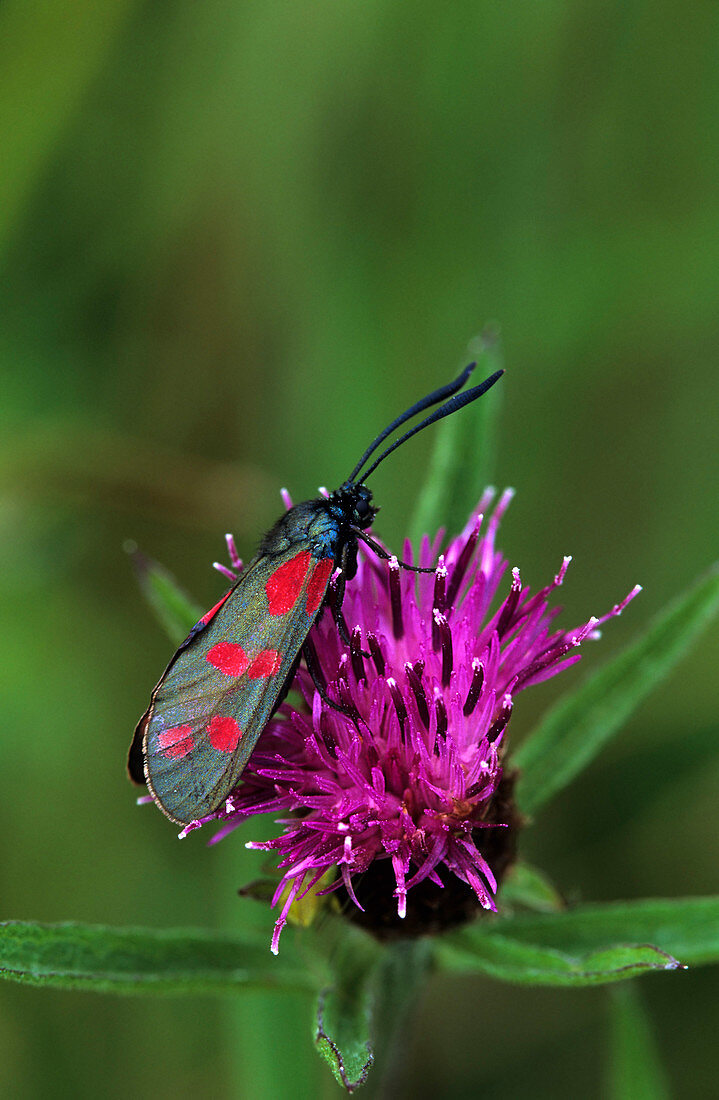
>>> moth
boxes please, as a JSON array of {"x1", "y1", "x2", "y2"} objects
[{"x1": 129, "y1": 363, "x2": 503, "y2": 825}]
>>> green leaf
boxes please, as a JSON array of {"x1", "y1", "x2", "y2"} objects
[
  {"x1": 539, "y1": 721, "x2": 719, "y2": 855},
  {"x1": 313, "y1": 928, "x2": 434, "y2": 1093},
  {"x1": 409, "y1": 328, "x2": 504, "y2": 542},
  {"x1": 607, "y1": 984, "x2": 671, "y2": 1100},
  {"x1": 127, "y1": 544, "x2": 203, "y2": 644},
  {"x1": 0, "y1": 921, "x2": 316, "y2": 996},
  {"x1": 314, "y1": 926, "x2": 382, "y2": 1092},
  {"x1": 514, "y1": 565, "x2": 719, "y2": 816},
  {"x1": 437, "y1": 896, "x2": 719, "y2": 986},
  {"x1": 438, "y1": 933, "x2": 677, "y2": 988},
  {"x1": 499, "y1": 861, "x2": 565, "y2": 914}
]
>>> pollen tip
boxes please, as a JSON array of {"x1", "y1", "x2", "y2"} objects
[{"x1": 554, "y1": 556, "x2": 572, "y2": 585}]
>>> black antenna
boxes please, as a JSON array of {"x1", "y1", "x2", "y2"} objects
[
  {"x1": 358, "y1": 369, "x2": 504, "y2": 483},
  {"x1": 347, "y1": 361, "x2": 478, "y2": 483}
]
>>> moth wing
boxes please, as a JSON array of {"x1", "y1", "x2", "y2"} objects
[
  {"x1": 137, "y1": 547, "x2": 334, "y2": 825},
  {"x1": 127, "y1": 587, "x2": 234, "y2": 786}
]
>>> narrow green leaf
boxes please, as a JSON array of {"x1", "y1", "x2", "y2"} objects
[
  {"x1": 409, "y1": 328, "x2": 504, "y2": 542},
  {"x1": 0, "y1": 921, "x2": 316, "y2": 996},
  {"x1": 514, "y1": 565, "x2": 719, "y2": 815},
  {"x1": 437, "y1": 897, "x2": 719, "y2": 986},
  {"x1": 542, "y1": 721, "x2": 719, "y2": 852},
  {"x1": 499, "y1": 861, "x2": 565, "y2": 914},
  {"x1": 439, "y1": 933, "x2": 677, "y2": 988},
  {"x1": 607, "y1": 984, "x2": 671, "y2": 1100},
  {"x1": 314, "y1": 927, "x2": 382, "y2": 1092},
  {"x1": 127, "y1": 544, "x2": 203, "y2": 644}
]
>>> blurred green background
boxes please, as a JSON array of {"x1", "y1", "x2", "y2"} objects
[{"x1": 2, "y1": 2, "x2": 718, "y2": 1096}]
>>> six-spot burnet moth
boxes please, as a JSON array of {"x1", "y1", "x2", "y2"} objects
[{"x1": 128, "y1": 363, "x2": 503, "y2": 825}]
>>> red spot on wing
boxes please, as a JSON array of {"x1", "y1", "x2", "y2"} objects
[
  {"x1": 248, "y1": 649, "x2": 283, "y2": 679},
  {"x1": 157, "y1": 725, "x2": 194, "y2": 759},
  {"x1": 306, "y1": 558, "x2": 334, "y2": 616},
  {"x1": 206, "y1": 641, "x2": 249, "y2": 676},
  {"x1": 207, "y1": 715, "x2": 242, "y2": 754},
  {"x1": 200, "y1": 591, "x2": 232, "y2": 626},
  {"x1": 265, "y1": 550, "x2": 312, "y2": 616}
]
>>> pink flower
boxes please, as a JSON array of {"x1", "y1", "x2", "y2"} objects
[{"x1": 201, "y1": 489, "x2": 639, "y2": 953}]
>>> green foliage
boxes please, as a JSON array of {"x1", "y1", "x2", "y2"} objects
[
  {"x1": 5, "y1": 896, "x2": 719, "y2": 996},
  {"x1": 438, "y1": 897, "x2": 719, "y2": 985},
  {"x1": 127, "y1": 545, "x2": 202, "y2": 644},
  {"x1": 499, "y1": 861, "x2": 565, "y2": 914},
  {"x1": 3, "y1": 1, "x2": 719, "y2": 1095},
  {"x1": 607, "y1": 984, "x2": 671, "y2": 1100},
  {"x1": 313, "y1": 926, "x2": 381, "y2": 1091},
  {"x1": 0, "y1": 921, "x2": 315, "y2": 997}
]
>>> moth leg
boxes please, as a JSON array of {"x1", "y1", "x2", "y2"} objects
[
  {"x1": 350, "y1": 526, "x2": 435, "y2": 574},
  {"x1": 328, "y1": 568, "x2": 352, "y2": 646},
  {"x1": 344, "y1": 539, "x2": 359, "y2": 581},
  {"x1": 329, "y1": 555, "x2": 372, "y2": 658},
  {"x1": 302, "y1": 636, "x2": 361, "y2": 728}
]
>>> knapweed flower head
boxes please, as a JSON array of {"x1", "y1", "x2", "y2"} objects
[{"x1": 198, "y1": 489, "x2": 639, "y2": 953}]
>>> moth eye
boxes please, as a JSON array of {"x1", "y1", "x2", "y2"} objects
[{"x1": 355, "y1": 491, "x2": 373, "y2": 519}]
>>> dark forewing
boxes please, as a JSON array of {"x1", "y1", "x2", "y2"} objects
[{"x1": 137, "y1": 546, "x2": 334, "y2": 825}]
